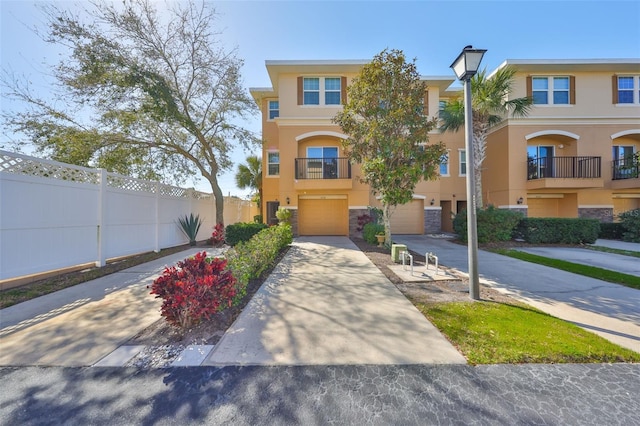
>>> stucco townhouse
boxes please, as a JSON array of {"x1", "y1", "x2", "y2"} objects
[{"x1": 249, "y1": 58, "x2": 640, "y2": 237}]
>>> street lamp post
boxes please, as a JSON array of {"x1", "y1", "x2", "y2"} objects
[{"x1": 450, "y1": 45, "x2": 486, "y2": 300}]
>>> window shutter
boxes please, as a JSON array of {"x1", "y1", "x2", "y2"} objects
[
  {"x1": 569, "y1": 76, "x2": 576, "y2": 104},
  {"x1": 526, "y1": 76, "x2": 532, "y2": 98},
  {"x1": 423, "y1": 90, "x2": 429, "y2": 116},
  {"x1": 341, "y1": 76, "x2": 347, "y2": 104},
  {"x1": 612, "y1": 75, "x2": 618, "y2": 104},
  {"x1": 297, "y1": 77, "x2": 303, "y2": 105}
]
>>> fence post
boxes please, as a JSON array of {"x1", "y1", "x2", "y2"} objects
[
  {"x1": 154, "y1": 181, "x2": 160, "y2": 253},
  {"x1": 96, "y1": 169, "x2": 107, "y2": 267}
]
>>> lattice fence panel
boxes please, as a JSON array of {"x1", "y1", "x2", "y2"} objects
[
  {"x1": 107, "y1": 174, "x2": 157, "y2": 193},
  {"x1": 0, "y1": 152, "x2": 100, "y2": 184},
  {"x1": 161, "y1": 185, "x2": 188, "y2": 197}
]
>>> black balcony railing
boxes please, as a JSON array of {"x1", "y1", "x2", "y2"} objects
[
  {"x1": 527, "y1": 156, "x2": 601, "y2": 180},
  {"x1": 295, "y1": 157, "x2": 351, "y2": 180},
  {"x1": 612, "y1": 158, "x2": 640, "y2": 180}
]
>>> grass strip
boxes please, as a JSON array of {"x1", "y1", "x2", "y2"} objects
[
  {"x1": 415, "y1": 301, "x2": 640, "y2": 364},
  {"x1": 0, "y1": 245, "x2": 191, "y2": 309},
  {"x1": 492, "y1": 248, "x2": 640, "y2": 290},
  {"x1": 587, "y1": 245, "x2": 640, "y2": 258}
]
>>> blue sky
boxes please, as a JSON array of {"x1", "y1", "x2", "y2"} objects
[{"x1": 2, "y1": 0, "x2": 640, "y2": 197}]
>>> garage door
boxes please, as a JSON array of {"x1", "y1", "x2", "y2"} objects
[
  {"x1": 390, "y1": 199, "x2": 424, "y2": 234},
  {"x1": 527, "y1": 198, "x2": 559, "y2": 217},
  {"x1": 298, "y1": 196, "x2": 348, "y2": 236}
]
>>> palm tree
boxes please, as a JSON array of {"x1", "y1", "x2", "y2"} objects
[
  {"x1": 440, "y1": 65, "x2": 532, "y2": 208},
  {"x1": 235, "y1": 155, "x2": 262, "y2": 218}
]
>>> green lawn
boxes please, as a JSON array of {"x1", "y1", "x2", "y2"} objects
[
  {"x1": 588, "y1": 245, "x2": 640, "y2": 258},
  {"x1": 492, "y1": 248, "x2": 640, "y2": 290},
  {"x1": 415, "y1": 300, "x2": 640, "y2": 364}
]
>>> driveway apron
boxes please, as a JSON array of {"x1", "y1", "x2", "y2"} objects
[{"x1": 204, "y1": 236, "x2": 466, "y2": 365}]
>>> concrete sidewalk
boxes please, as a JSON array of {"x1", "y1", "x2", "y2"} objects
[
  {"x1": 394, "y1": 235, "x2": 640, "y2": 353},
  {"x1": 0, "y1": 247, "x2": 215, "y2": 366},
  {"x1": 204, "y1": 237, "x2": 465, "y2": 365}
]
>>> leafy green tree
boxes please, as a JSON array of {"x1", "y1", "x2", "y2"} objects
[
  {"x1": 1, "y1": 0, "x2": 258, "y2": 226},
  {"x1": 440, "y1": 65, "x2": 531, "y2": 208},
  {"x1": 235, "y1": 155, "x2": 262, "y2": 217},
  {"x1": 333, "y1": 49, "x2": 445, "y2": 245}
]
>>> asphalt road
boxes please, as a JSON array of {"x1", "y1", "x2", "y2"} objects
[{"x1": 1, "y1": 364, "x2": 639, "y2": 425}]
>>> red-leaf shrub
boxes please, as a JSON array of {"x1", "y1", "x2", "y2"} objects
[
  {"x1": 149, "y1": 252, "x2": 237, "y2": 329},
  {"x1": 210, "y1": 223, "x2": 225, "y2": 246}
]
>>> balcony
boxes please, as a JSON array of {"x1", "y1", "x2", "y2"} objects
[
  {"x1": 612, "y1": 158, "x2": 639, "y2": 180},
  {"x1": 294, "y1": 157, "x2": 352, "y2": 190},
  {"x1": 611, "y1": 157, "x2": 639, "y2": 189},
  {"x1": 527, "y1": 156, "x2": 603, "y2": 189}
]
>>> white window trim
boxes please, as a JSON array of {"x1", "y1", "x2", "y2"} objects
[
  {"x1": 267, "y1": 151, "x2": 280, "y2": 177},
  {"x1": 301, "y1": 76, "x2": 342, "y2": 107},
  {"x1": 458, "y1": 149, "x2": 466, "y2": 177},
  {"x1": 532, "y1": 76, "x2": 571, "y2": 106},
  {"x1": 268, "y1": 100, "x2": 279, "y2": 121},
  {"x1": 616, "y1": 75, "x2": 640, "y2": 105}
]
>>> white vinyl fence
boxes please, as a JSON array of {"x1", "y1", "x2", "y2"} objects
[{"x1": 0, "y1": 150, "x2": 216, "y2": 281}]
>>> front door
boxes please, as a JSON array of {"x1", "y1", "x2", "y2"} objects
[{"x1": 266, "y1": 201, "x2": 280, "y2": 225}]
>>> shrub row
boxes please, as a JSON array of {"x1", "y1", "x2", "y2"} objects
[
  {"x1": 453, "y1": 207, "x2": 604, "y2": 244},
  {"x1": 225, "y1": 223, "x2": 293, "y2": 300},
  {"x1": 225, "y1": 222, "x2": 269, "y2": 246},
  {"x1": 151, "y1": 223, "x2": 293, "y2": 329},
  {"x1": 515, "y1": 218, "x2": 600, "y2": 244},
  {"x1": 453, "y1": 206, "x2": 524, "y2": 243},
  {"x1": 363, "y1": 222, "x2": 385, "y2": 244}
]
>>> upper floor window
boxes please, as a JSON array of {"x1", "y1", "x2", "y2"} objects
[
  {"x1": 298, "y1": 76, "x2": 346, "y2": 106},
  {"x1": 267, "y1": 151, "x2": 280, "y2": 176},
  {"x1": 530, "y1": 76, "x2": 573, "y2": 105},
  {"x1": 614, "y1": 76, "x2": 640, "y2": 104},
  {"x1": 268, "y1": 100, "x2": 279, "y2": 120},
  {"x1": 325, "y1": 78, "x2": 341, "y2": 105},
  {"x1": 303, "y1": 78, "x2": 320, "y2": 105},
  {"x1": 459, "y1": 149, "x2": 466, "y2": 176},
  {"x1": 439, "y1": 153, "x2": 449, "y2": 176}
]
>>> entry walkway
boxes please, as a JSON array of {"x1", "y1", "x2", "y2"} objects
[
  {"x1": 393, "y1": 235, "x2": 640, "y2": 353},
  {"x1": 204, "y1": 237, "x2": 465, "y2": 365}
]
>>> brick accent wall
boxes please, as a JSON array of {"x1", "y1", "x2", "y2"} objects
[
  {"x1": 424, "y1": 208, "x2": 442, "y2": 234},
  {"x1": 289, "y1": 209, "x2": 299, "y2": 236},
  {"x1": 349, "y1": 208, "x2": 369, "y2": 238},
  {"x1": 579, "y1": 207, "x2": 613, "y2": 223}
]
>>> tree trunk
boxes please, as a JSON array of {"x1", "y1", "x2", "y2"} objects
[
  {"x1": 382, "y1": 202, "x2": 393, "y2": 246},
  {"x1": 472, "y1": 121, "x2": 488, "y2": 209},
  {"x1": 474, "y1": 167, "x2": 483, "y2": 210},
  {"x1": 208, "y1": 175, "x2": 225, "y2": 227}
]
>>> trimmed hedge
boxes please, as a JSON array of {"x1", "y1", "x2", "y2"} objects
[
  {"x1": 225, "y1": 223, "x2": 293, "y2": 301},
  {"x1": 454, "y1": 206, "x2": 524, "y2": 243},
  {"x1": 515, "y1": 217, "x2": 600, "y2": 244},
  {"x1": 619, "y1": 208, "x2": 640, "y2": 242},
  {"x1": 599, "y1": 222, "x2": 625, "y2": 240},
  {"x1": 225, "y1": 222, "x2": 269, "y2": 246},
  {"x1": 363, "y1": 222, "x2": 385, "y2": 245}
]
